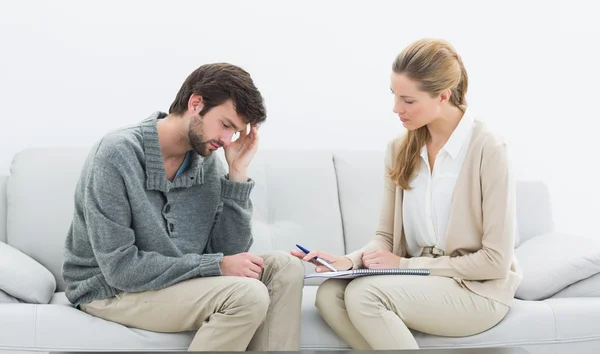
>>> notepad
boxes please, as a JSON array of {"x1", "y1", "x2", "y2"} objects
[{"x1": 304, "y1": 268, "x2": 430, "y2": 279}]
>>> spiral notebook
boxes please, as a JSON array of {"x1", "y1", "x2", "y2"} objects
[{"x1": 304, "y1": 268, "x2": 430, "y2": 279}]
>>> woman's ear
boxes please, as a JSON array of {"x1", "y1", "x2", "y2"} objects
[{"x1": 439, "y1": 89, "x2": 452, "y2": 103}]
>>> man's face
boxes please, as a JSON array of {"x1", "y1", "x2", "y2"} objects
[{"x1": 188, "y1": 100, "x2": 246, "y2": 157}]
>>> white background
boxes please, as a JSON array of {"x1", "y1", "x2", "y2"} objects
[{"x1": 1, "y1": 0, "x2": 598, "y2": 238}]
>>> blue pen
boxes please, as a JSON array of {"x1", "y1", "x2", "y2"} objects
[{"x1": 296, "y1": 244, "x2": 337, "y2": 272}]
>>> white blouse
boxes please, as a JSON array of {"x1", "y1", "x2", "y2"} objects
[{"x1": 402, "y1": 109, "x2": 475, "y2": 257}]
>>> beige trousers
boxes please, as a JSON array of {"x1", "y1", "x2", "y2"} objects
[
  {"x1": 316, "y1": 275, "x2": 509, "y2": 350},
  {"x1": 80, "y1": 251, "x2": 305, "y2": 351}
]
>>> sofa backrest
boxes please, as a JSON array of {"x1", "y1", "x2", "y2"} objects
[
  {"x1": 6, "y1": 148, "x2": 91, "y2": 291},
  {"x1": 514, "y1": 180, "x2": 555, "y2": 243},
  {"x1": 4, "y1": 148, "x2": 347, "y2": 291},
  {"x1": 242, "y1": 150, "x2": 347, "y2": 278},
  {"x1": 333, "y1": 151, "x2": 386, "y2": 254},
  {"x1": 2, "y1": 147, "x2": 554, "y2": 291},
  {"x1": 332, "y1": 150, "x2": 555, "y2": 249}
]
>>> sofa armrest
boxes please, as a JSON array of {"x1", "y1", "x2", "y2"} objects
[
  {"x1": 515, "y1": 232, "x2": 600, "y2": 300},
  {"x1": 0, "y1": 241, "x2": 56, "y2": 304}
]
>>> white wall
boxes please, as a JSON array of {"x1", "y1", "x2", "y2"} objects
[{"x1": 1, "y1": 0, "x2": 598, "y2": 238}]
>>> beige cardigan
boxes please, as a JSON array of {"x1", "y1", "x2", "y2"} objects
[{"x1": 345, "y1": 120, "x2": 523, "y2": 306}]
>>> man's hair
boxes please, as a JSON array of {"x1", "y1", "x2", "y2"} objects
[{"x1": 169, "y1": 63, "x2": 267, "y2": 125}]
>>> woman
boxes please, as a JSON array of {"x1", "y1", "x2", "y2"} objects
[{"x1": 291, "y1": 38, "x2": 522, "y2": 349}]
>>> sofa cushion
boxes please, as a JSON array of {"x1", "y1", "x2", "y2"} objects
[
  {"x1": 0, "y1": 289, "x2": 593, "y2": 351},
  {"x1": 7, "y1": 147, "x2": 349, "y2": 291},
  {"x1": 332, "y1": 151, "x2": 547, "y2": 252},
  {"x1": 0, "y1": 302, "x2": 194, "y2": 351},
  {"x1": 228, "y1": 149, "x2": 346, "y2": 281},
  {"x1": 544, "y1": 297, "x2": 600, "y2": 342},
  {"x1": 0, "y1": 289, "x2": 23, "y2": 303},
  {"x1": 551, "y1": 272, "x2": 600, "y2": 298},
  {"x1": 301, "y1": 285, "x2": 560, "y2": 349},
  {"x1": 0, "y1": 241, "x2": 56, "y2": 304},
  {"x1": 413, "y1": 299, "x2": 556, "y2": 348},
  {"x1": 515, "y1": 232, "x2": 600, "y2": 300},
  {"x1": 6, "y1": 148, "x2": 91, "y2": 291},
  {"x1": 332, "y1": 151, "x2": 385, "y2": 255},
  {"x1": 23, "y1": 290, "x2": 559, "y2": 351},
  {"x1": 300, "y1": 286, "x2": 350, "y2": 349}
]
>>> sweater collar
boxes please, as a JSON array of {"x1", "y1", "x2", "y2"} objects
[{"x1": 140, "y1": 111, "x2": 205, "y2": 192}]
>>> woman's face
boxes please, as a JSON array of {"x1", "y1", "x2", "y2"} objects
[{"x1": 390, "y1": 72, "x2": 443, "y2": 131}]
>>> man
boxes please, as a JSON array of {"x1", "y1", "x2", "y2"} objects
[{"x1": 62, "y1": 63, "x2": 305, "y2": 351}]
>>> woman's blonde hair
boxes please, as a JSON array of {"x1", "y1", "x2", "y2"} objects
[{"x1": 389, "y1": 38, "x2": 469, "y2": 189}]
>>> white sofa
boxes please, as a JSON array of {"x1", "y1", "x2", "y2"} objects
[{"x1": 1, "y1": 147, "x2": 600, "y2": 353}]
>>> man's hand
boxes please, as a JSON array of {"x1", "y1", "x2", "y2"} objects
[
  {"x1": 362, "y1": 250, "x2": 401, "y2": 269},
  {"x1": 290, "y1": 249, "x2": 353, "y2": 273},
  {"x1": 224, "y1": 124, "x2": 260, "y2": 182},
  {"x1": 220, "y1": 252, "x2": 264, "y2": 278}
]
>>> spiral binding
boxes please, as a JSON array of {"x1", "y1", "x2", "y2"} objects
[{"x1": 352, "y1": 268, "x2": 430, "y2": 276}]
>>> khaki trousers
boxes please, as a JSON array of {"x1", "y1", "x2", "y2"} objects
[
  {"x1": 315, "y1": 275, "x2": 509, "y2": 350},
  {"x1": 80, "y1": 251, "x2": 305, "y2": 351}
]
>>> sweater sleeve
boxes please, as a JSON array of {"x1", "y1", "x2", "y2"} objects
[
  {"x1": 204, "y1": 175, "x2": 255, "y2": 255},
  {"x1": 402, "y1": 143, "x2": 516, "y2": 280},
  {"x1": 83, "y1": 157, "x2": 221, "y2": 293},
  {"x1": 345, "y1": 140, "x2": 397, "y2": 268}
]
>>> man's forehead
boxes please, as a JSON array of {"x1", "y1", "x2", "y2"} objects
[{"x1": 217, "y1": 101, "x2": 247, "y2": 130}]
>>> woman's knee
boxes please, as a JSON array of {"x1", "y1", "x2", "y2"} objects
[
  {"x1": 344, "y1": 278, "x2": 388, "y2": 317},
  {"x1": 345, "y1": 278, "x2": 378, "y2": 302},
  {"x1": 315, "y1": 279, "x2": 348, "y2": 314}
]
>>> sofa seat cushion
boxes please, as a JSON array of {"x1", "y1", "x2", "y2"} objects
[
  {"x1": 413, "y1": 299, "x2": 556, "y2": 348},
  {"x1": 544, "y1": 297, "x2": 600, "y2": 342},
  {"x1": 0, "y1": 241, "x2": 56, "y2": 304},
  {"x1": 49, "y1": 291, "x2": 72, "y2": 305},
  {"x1": 305, "y1": 295, "x2": 596, "y2": 349},
  {"x1": 0, "y1": 301, "x2": 194, "y2": 351},
  {"x1": 1, "y1": 289, "x2": 349, "y2": 352},
  {"x1": 300, "y1": 286, "x2": 349, "y2": 349},
  {"x1": 515, "y1": 232, "x2": 600, "y2": 300},
  {"x1": 2, "y1": 290, "x2": 597, "y2": 351},
  {"x1": 300, "y1": 288, "x2": 562, "y2": 349}
]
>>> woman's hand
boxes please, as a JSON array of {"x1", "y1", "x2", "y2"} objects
[
  {"x1": 362, "y1": 250, "x2": 401, "y2": 269},
  {"x1": 290, "y1": 249, "x2": 353, "y2": 272}
]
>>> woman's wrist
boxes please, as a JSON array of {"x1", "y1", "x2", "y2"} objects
[{"x1": 340, "y1": 256, "x2": 355, "y2": 270}]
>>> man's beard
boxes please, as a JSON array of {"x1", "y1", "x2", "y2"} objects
[{"x1": 188, "y1": 115, "x2": 222, "y2": 157}]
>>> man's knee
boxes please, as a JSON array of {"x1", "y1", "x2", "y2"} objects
[
  {"x1": 262, "y1": 250, "x2": 305, "y2": 278},
  {"x1": 226, "y1": 278, "x2": 270, "y2": 322}
]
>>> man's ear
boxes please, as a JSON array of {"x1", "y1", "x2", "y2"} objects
[
  {"x1": 188, "y1": 93, "x2": 204, "y2": 114},
  {"x1": 439, "y1": 89, "x2": 452, "y2": 104}
]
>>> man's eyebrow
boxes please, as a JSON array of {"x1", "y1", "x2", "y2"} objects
[{"x1": 222, "y1": 116, "x2": 242, "y2": 132}]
